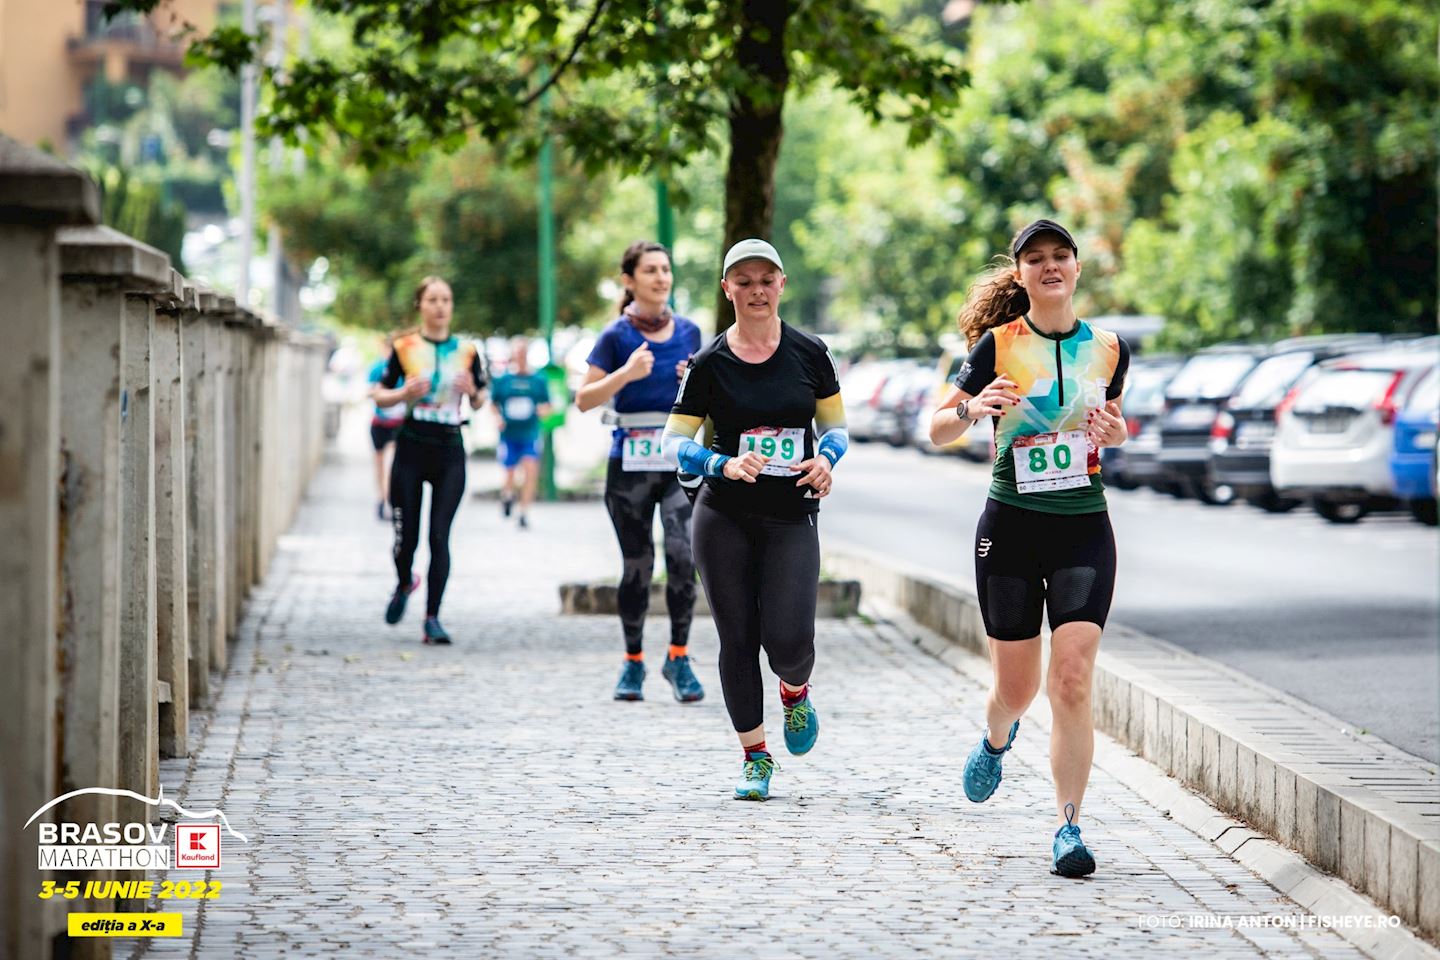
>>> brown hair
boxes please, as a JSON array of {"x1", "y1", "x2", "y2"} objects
[
  {"x1": 412, "y1": 275, "x2": 449, "y2": 312},
  {"x1": 957, "y1": 256, "x2": 1029, "y2": 347},
  {"x1": 618, "y1": 241, "x2": 670, "y2": 314}
]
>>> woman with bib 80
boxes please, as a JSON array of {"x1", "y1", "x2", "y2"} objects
[
  {"x1": 929, "y1": 220, "x2": 1129, "y2": 878},
  {"x1": 662, "y1": 239, "x2": 848, "y2": 801}
]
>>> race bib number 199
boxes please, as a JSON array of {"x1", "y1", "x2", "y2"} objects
[
  {"x1": 1013, "y1": 429, "x2": 1089, "y2": 493},
  {"x1": 738, "y1": 426, "x2": 805, "y2": 476}
]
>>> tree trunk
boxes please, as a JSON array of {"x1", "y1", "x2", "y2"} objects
[{"x1": 715, "y1": 0, "x2": 795, "y2": 333}]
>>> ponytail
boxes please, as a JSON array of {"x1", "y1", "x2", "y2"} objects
[{"x1": 957, "y1": 257, "x2": 1029, "y2": 348}]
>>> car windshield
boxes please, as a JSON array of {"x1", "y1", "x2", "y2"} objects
[
  {"x1": 1406, "y1": 367, "x2": 1439, "y2": 414},
  {"x1": 1165, "y1": 354, "x2": 1258, "y2": 400},
  {"x1": 1123, "y1": 366, "x2": 1178, "y2": 415},
  {"x1": 1293, "y1": 368, "x2": 1396, "y2": 412},
  {"x1": 1231, "y1": 352, "x2": 1315, "y2": 409}
]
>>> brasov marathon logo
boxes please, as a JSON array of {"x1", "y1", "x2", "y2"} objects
[{"x1": 25, "y1": 785, "x2": 247, "y2": 872}]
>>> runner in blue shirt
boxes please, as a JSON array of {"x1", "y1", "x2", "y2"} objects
[
  {"x1": 490, "y1": 336, "x2": 552, "y2": 529},
  {"x1": 577, "y1": 240, "x2": 705, "y2": 703},
  {"x1": 367, "y1": 334, "x2": 408, "y2": 521}
]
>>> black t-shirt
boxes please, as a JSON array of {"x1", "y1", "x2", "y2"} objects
[{"x1": 672, "y1": 323, "x2": 842, "y2": 518}]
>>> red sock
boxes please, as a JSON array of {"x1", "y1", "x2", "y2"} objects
[
  {"x1": 780, "y1": 682, "x2": 808, "y2": 706},
  {"x1": 744, "y1": 740, "x2": 769, "y2": 759},
  {"x1": 624, "y1": 651, "x2": 643, "y2": 663}
]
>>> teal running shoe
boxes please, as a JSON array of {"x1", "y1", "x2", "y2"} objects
[
  {"x1": 734, "y1": 751, "x2": 775, "y2": 801},
  {"x1": 962, "y1": 719, "x2": 1019, "y2": 803},
  {"x1": 782, "y1": 687, "x2": 819, "y2": 755},
  {"x1": 661, "y1": 655, "x2": 705, "y2": 702},
  {"x1": 422, "y1": 616, "x2": 451, "y2": 645},
  {"x1": 613, "y1": 660, "x2": 645, "y2": 701},
  {"x1": 1052, "y1": 803, "x2": 1096, "y2": 878},
  {"x1": 385, "y1": 574, "x2": 420, "y2": 625}
]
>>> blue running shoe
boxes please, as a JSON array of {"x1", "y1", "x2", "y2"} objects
[
  {"x1": 1052, "y1": 803, "x2": 1096, "y2": 878},
  {"x1": 614, "y1": 659, "x2": 645, "y2": 701},
  {"x1": 734, "y1": 751, "x2": 775, "y2": 801},
  {"x1": 422, "y1": 616, "x2": 451, "y2": 645},
  {"x1": 782, "y1": 687, "x2": 819, "y2": 755},
  {"x1": 385, "y1": 574, "x2": 420, "y2": 625},
  {"x1": 661, "y1": 655, "x2": 705, "y2": 702},
  {"x1": 963, "y1": 719, "x2": 1019, "y2": 803}
]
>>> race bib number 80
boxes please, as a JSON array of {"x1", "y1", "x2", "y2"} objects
[
  {"x1": 738, "y1": 426, "x2": 805, "y2": 476},
  {"x1": 1013, "y1": 429, "x2": 1089, "y2": 493}
]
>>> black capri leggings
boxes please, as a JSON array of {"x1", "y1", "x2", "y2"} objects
[
  {"x1": 691, "y1": 487, "x2": 819, "y2": 732},
  {"x1": 974, "y1": 498, "x2": 1116, "y2": 642},
  {"x1": 602, "y1": 460, "x2": 696, "y2": 655},
  {"x1": 389, "y1": 437, "x2": 467, "y2": 618}
]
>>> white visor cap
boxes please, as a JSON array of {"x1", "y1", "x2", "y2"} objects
[{"x1": 722, "y1": 238, "x2": 784, "y2": 277}]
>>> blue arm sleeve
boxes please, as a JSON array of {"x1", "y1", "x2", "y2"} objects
[{"x1": 817, "y1": 427, "x2": 849, "y2": 467}]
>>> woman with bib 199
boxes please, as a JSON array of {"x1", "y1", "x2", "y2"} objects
[
  {"x1": 577, "y1": 241, "x2": 705, "y2": 703},
  {"x1": 929, "y1": 220, "x2": 1129, "y2": 877},
  {"x1": 662, "y1": 239, "x2": 848, "y2": 801}
]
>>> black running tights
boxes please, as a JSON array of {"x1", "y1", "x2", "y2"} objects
[{"x1": 390, "y1": 438, "x2": 466, "y2": 617}]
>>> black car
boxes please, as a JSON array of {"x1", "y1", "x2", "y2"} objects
[
  {"x1": 1103, "y1": 357, "x2": 1181, "y2": 489},
  {"x1": 1208, "y1": 335, "x2": 1387, "y2": 512},
  {"x1": 1156, "y1": 346, "x2": 1265, "y2": 503}
]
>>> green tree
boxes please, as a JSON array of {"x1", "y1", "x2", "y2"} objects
[{"x1": 109, "y1": 0, "x2": 970, "y2": 330}]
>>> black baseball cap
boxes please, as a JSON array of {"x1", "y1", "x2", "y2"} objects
[{"x1": 1011, "y1": 219, "x2": 1078, "y2": 258}]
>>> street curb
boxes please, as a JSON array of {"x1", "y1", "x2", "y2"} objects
[
  {"x1": 558, "y1": 579, "x2": 862, "y2": 619},
  {"x1": 823, "y1": 539, "x2": 1440, "y2": 947}
]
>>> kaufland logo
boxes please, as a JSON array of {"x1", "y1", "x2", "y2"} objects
[{"x1": 175, "y1": 823, "x2": 220, "y2": 869}]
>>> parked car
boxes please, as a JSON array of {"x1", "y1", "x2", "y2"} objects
[
  {"x1": 910, "y1": 349, "x2": 992, "y2": 459},
  {"x1": 1389, "y1": 364, "x2": 1438, "y2": 525},
  {"x1": 1157, "y1": 346, "x2": 1265, "y2": 503},
  {"x1": 1271, "y1": 347, "x2": 1438, "y2": 523},
  {"x1": 1102, "y1": 356, "x2": 1182, "y2": 490},
  {"x1": 1208, "y1": 335, "x2": 1388, "y2": 512},
  {"x1": 872, "y1": 361, "x2": 931, "y2": 448},
  {"x1": 841, "y1": 359, "x2": 914, "y2": 442}
]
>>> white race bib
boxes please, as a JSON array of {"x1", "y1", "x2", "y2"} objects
[
  {"x1": 738, "y1": 426, "x2": 805, "y2": 477},
  {"x1": 621, "y1": 428, "x2": 669, "y2": 472},
  {"x1": 410, "y1": 400, "x2": 463, "y2": 425},
  {"x1": 504, "y1": 396, "x2": 536, "y2": 421},
  {"x1": 1013, "y1": 430, "x2": 1089, "y2": 493}
]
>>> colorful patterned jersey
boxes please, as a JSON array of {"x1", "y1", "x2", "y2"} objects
[
  {"x1": 382, "y1": 333, "x2": 487, "y2": 445},
  {"x1": 955, "y1": 317, "x2": 1129, "y2": 515}
]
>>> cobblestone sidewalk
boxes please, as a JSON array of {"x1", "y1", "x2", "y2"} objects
[{"x1": 131, "y1": 421, "x2": 1372, "y2": 959}]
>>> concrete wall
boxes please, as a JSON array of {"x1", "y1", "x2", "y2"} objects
[{"x1": 0, "y1": 134, "x2": 329, "y2": 960}]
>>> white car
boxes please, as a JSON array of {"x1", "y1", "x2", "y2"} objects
[{"x1": 1270, "y1": 347, "x2": 1438, "y2": 523}]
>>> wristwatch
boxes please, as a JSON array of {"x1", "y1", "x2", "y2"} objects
[{"x1": 960, "y1": 399, "x2": 975, "y2": 422}]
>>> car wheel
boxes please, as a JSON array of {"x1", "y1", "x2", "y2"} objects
[
  {"x1": 1195, "y1": 481, "x2": 1236, "y2": 506},
  {"x1": 1409, "y1": 499, "x2": 1438, "y2": 526},
  {"x1": 1246, "y1": 491, "x2": 1302, "y2": 513},
  {"x1": 1313, "y1": 499, "x2": 1367, "y2": 524}
]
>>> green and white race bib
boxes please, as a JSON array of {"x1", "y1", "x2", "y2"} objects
[
  {"x1": 738, "y1": 426, "x2": 805, "y2": 477},
  {"x1": 1013, "y1": 429, "x2": 1089, "y2": 493},
  {"x1": 621, "y1": 428, "x2": 669, "y2": 472},
  {"x1": 503, "y1": 396, "x2": 536, "y2": 421}
]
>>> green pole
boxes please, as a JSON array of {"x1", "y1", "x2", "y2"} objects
[{"x1": 538, "y1": 83, "x2": 559, "y2": 502}]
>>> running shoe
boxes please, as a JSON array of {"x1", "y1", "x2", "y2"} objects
[
  {"x1": 962, "y1": 719, "x2": 1019, "y2": 803},
  {"x1": 1052, "y1": 803, "x2": 1096, "y2": 878},
  {"x1": 781, "y1": 686, "x2": 819, "y2": 755},
  {"x1": 501, "y1": 494, "x2": 513, "y2": 518},
  {"x1": 422, "y1": 617, "x2": 451, "y2": 645},
  {"x1": 518, "y1": 514, "x2": 529, "y2": 530},
  {"x1": 661, "y1": 655, "x2": 704, "y2": 702},
  {"x1": 384, "y1": 574, "x2": 420, "y2": 625},
  {"x1": 613, "y1": 660, "x2": 645, "y2": 701},
  {"x1": 376, "y1": 500, "x2": 387, "y2": 522},
  {"x1": 734, "y1": 751, "x2": 775, "y2": 801}
]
